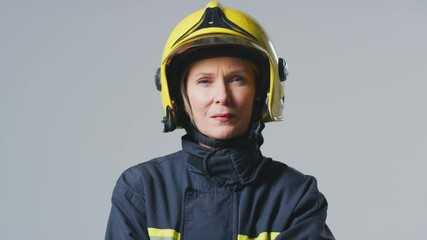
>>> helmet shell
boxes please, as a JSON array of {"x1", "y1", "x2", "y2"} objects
[{"x1": 157, "y1": 1, "x2": 287, "y2": 131}]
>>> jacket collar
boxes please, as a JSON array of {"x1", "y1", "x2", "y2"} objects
[{"x1": 181, "y1": 134, "x2": 270, "y2": 188}]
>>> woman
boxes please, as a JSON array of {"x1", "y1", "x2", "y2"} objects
[{"x1": 106, "y1": 2, "x2": 335, "y2": 239}]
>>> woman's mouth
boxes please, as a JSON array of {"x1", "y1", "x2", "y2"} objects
[{"x1": 211, "y1": 113, "x2": 236, "y2": 122}]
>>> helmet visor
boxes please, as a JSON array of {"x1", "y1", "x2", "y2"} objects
[{"x1": 165, "y1": 34, "x2": 269, "y2": 66}]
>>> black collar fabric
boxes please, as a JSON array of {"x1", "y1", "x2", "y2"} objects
[
  {"x1": 181, "y1": 134, "x2": 271, "y2": 188},
  {"x1": 183, "y1": 120, "x2": 265, "y2": 149}
]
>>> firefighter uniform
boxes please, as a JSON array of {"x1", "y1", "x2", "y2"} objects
[{"x1": 106, "y1": 135, "x2": 334, "y2": 239}]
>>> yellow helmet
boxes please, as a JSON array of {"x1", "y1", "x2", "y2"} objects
[{"x1": 155, "y1": 1, "x2": 288, "y2": 132}]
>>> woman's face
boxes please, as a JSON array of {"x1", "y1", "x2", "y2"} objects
[{"x1": 186, "y1": 57, "x2": 256, "y2": 140}]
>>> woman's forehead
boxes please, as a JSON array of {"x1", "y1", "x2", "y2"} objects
[{"x1": 187, "y1": 57, "x2": 256, "y2": 74}]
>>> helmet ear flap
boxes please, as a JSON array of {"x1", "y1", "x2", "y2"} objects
[
  {"x1": 155, "y1": 67, "x2": 178, "y2": 132},
  {"x1": 155, "y1": 68, "x2": 161, "y2": 91},
  {"x1": 162, "y1": 106, "x2": 177, "y2": 132},
  {"x1": 278, "y1": 58, "x2": 289, "y2": 82}
]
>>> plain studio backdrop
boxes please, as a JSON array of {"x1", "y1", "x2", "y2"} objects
[{"x1": 1, "y1": 0, "x2": 426, "y2": 239}]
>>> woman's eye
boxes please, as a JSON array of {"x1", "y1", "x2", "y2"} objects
[
  {"x1": 231, "y1": 76, "x2": 244, "y2": 83},
  {"x1": 197, "y1": 79, "x2": 210, "y2": 85}
]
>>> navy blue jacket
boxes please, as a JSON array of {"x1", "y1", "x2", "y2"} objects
[{"x1": 106, "y1": 136, "x2": 334, "y2": 239}]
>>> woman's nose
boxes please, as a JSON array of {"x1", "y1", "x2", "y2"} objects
[{"x1": 213, "y1": 79, "x2": 231, "y2": 105}]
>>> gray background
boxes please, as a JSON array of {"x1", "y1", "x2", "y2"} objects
[{"x1": 1, "y1": 0, "x2": 426, "y2": 239}]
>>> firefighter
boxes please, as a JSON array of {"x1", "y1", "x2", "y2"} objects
[{"x1": 106, "y1": 2, "x2": 335, "y2": 239}]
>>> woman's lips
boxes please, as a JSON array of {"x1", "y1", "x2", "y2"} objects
[{"x1": 211, "y1": 113, "x2": 236, "y2": 122}]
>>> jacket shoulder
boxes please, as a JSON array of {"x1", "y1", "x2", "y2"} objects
[
  {"x1": 262, "y1": 160, "x2": 320, "y2": 195},
  {"x1": 114, "y1": 151, "x2": 187, "y2": 193},
  {"x1": 268, "y1": 160, "x2": 314, "y2": 181}
]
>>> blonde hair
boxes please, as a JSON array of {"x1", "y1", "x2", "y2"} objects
[{"x1": 180, "y1": 68, "x2": 195, "y2": 125}]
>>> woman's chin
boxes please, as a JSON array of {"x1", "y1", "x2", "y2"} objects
[{"x1": 204, "y1": 128, "x2": 244, "y2": 140}]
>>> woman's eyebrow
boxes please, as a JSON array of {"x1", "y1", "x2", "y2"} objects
[
  {"x1": 189, "y1": 67, "x2": 251, "y2": 79},
  {"x1": 188, "y1": 72, "x2": 214, "y2": 81}
]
